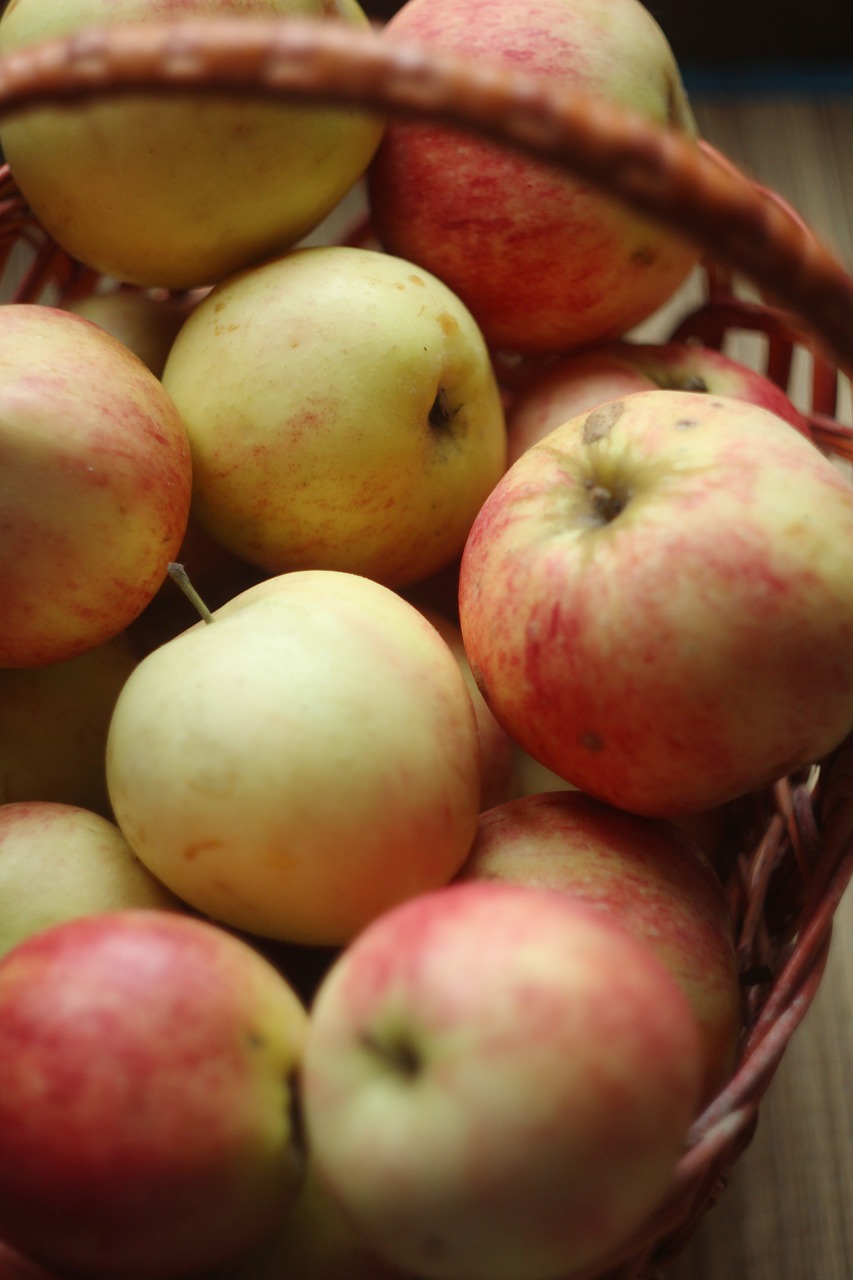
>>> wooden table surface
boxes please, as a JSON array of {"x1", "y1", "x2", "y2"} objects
[{"x1": 661, "y1": 91, "x2": 853, "y2": 1280}]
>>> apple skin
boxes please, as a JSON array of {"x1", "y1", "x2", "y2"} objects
[
  {"x1": 0, "y1": 909, "x2": 309, "y2": 1279},
  {"x1": 161, "y1": 245, "x2": 506, "y2": 588},
  {"x1": 0, "y1": 304, "x2": 192, "y2": 668},
  {"x1": 0, "y1": 633, "x2": 137, "y2": 815},
  {"x1": 302, "y1": 879, "x2": 703, "y2": 1280},
  {"x1": 459, "y1": 389, "x2": 853, "y2": 816},
  {"x1": 106, "y1": 570, "x2": 482, "y2": 945},
  {"x1": 456, "y1": 790, "x2": 742, "y2": 1104},
  {"x1": 65, "y1": 289, "x2": 203, "y2": 377},
  {"x1": 367, "y1": 0, "x2": 700, "y2": 356},
  {"x1": 0, "y1": 0, "x2": 384, "y2": 290},
  {"x1": 0, "y1": 801, "x2": 185, "y2": 957},
  {"x1": 418, "y1": 607, "x2": 515, "y2": 810},
  {"x1": 505, "y1": 339, "x2": 810, "y2": 465}
]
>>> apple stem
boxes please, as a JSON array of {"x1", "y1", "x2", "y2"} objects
[{"x1": 167, "y1": 562, "x2": 215, "y2": 625}]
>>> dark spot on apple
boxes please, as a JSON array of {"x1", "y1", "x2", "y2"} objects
[
  {"x1": 676, "y1": 416, "x2": 702, "y2": 429},
  {"x1": 581, "y1": 731, "x2": 604, "y2": 752},
  {"x1": 583, "y1": 400, "x2": 623, "y2": 445},
  {"x1": 631, "y1": 244, "x2": 659, "y2": 267},
  {"x1": 245, "y1": 1029, "x2": 266, "y2": 1050},
  {"x1": 360, "y1": 1030, "x2": 423, "y2": 1079}
]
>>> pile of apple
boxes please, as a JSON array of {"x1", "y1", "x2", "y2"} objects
[{"x1": 1, "y1": 0, "x2": 852, "y2": 1278}]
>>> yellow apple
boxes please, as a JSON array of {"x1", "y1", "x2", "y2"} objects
[
  {"x1": 160, "y1": 245, "x2": 507, "y2": 587},
  {"x1": 106, "y1": 570, "x2": 482, "y2": 944},
  {"x1": 0, "y1": 0, "x2": 385, "y2": 289},
  {"x1": 0, "y1": 801, "x2": 184, "y2": 957}
]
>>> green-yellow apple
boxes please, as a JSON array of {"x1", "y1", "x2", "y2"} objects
[
  {"x1": 0, "y1": 801, "x2": 184, "y2": 957},
  {"x1": 106, "y1": 570, "x2": 482, "y2": 944},
  {"x1": 161, "y1": 245, "x2": 507, "y2": 587},
  {"x1": 0, "y1": 909, "x2": 309, "y2": 1278},
  {"x1": 418, "y1": 607, "x2": 514, "y2": 810},
  {"x1": 0, "y1": 303, "x2": 192, "y2": 668},
  {"x1": 367, "y1": 0, "x2": 700, "y2": 355},
  {"x1": 302, "y1": 879, "x2": 703, "y2": 1280},
  {"x1": 459, "y1": 389, "x2": 853, "y2": 816},
  {"x1": 0, "y1": 633, "x2": 137, "y2": 815},
  {"x1": 65, "y1": 288, "x2": 203, "y2": 377},
  {"x1": 456, "y1": 790, "x2": 742, "y2": 1104},
  {"x1": 0, "y1": 0, "x2": 385, "y2": 289},
  {"x1": 505, "y1": 339, "x2": 810, "y2": 464}
]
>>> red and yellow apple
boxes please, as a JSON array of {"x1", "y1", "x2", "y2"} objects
[
  {"x1": 0, "y1": 304, "x2": 192, "y2": 668},
  {"x1": 0, "y1": 910, "x2": 308, "y2": 1278},
  {"x1": 459, "y1": 389, "x2": 853, "y2": 816},
  {"x1": 368, "y1": 0, "x2": 700, "y2": 355},
  {"x1": 457, "y1": 790, "x2": 742, "y2": 1102},
  {"x1": 504, "y1": 339, "x2": 810, "y2": 464},
  {"x1": 302, "y1": 879, "x2": 703, "y2": 1280}
]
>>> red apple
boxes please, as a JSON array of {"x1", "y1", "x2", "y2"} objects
[
  {"x1": 459, "y1": 388, "x2": 853, "y2": 815},
  {"x1": 0, "y1": 910, "x2": 309, "y2": 1278},
  {"x1": 368, "y1": 0, "x2": 700, "y2": 355},
  {"x1": 457, "y1": 790, "x2": 743, "y2": 1103},
  {"x1": 505, "y1": 339, "x2": 810, "y2": 464},
  {"x1": 0, "y1": 304, "x2": 192, "y2": 668},
  {"x1": 302, "y1": 879, "x2": 704, "y2": 1280}
]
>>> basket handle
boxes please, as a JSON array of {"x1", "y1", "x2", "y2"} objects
[{"x1": 0, "y1": 16, "x2": 850, "y2": 374}]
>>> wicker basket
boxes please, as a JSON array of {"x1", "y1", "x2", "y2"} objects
[{"x1": 0, "y1": 17, "x2": 852, "y2": 1280}]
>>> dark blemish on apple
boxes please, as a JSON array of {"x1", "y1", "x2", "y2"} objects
[
  {"x1": 581, "y1": 731, "x2": 604, "y2": 752},
  {"x1": 583, "y1": 400, "x2": 624, "y2": 445},
  {"x1": 360, "y1": 1030, "x2": 423, "y2": 1079},
  {"x1": 436, "y1": 312, "x2": 460, "y2": 336},
  {"x1": 245, "y1": 1029, "x2": 266, "y2": 1050},
  {"x1": 676, "y1": 417, "x2": 702, "y2": 429},
  {"x1": 631, "y1": 245, "x2": 658, "y2": 267},
  {"x1": 408, "y1": 275, "x2": 426, "y2": 287}
]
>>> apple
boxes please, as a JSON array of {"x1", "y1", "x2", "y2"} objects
[
  {"x1": 418, "y1": 607, "x2": 515, "y2": 810},
  {"x1": 200, "y1": 1157, "x2": 409, "y2": 1280},
  {"x1": 456, "y1": 790, "x2": 742, "y2": 1103},
  {"x1": 0, "y1": 303, "x2": 192, "y2": 668},
  {"x1": 0, "y1": 633, "x2": 137, "y2": 816},
  {"x1": 459, "y1": 388, "x2": 853, "y2": 816},
  {"x1": 0, "y1": 0, "x2": 385, "y2": 290},
  {"x1": 106, "y1": 570, "x2": 482, "y2": 945},
  {"x1": 0, "y1": 909, "x2": 309, "y2": 1278},
  {"x1": 302, "y1": 879, "x2": 703, "y2": 1280},
  {"x1": 504, "y1": 339, "x2": 811, "y2": 464},
  {"x1": 367, "y1": 0, "x2": 700, "y2": 356},
  {"x1": 0, "y1": 801, "x2": 185, "y2": 957},
  {"x1": 64, "y1": 288, "x2": 203, "y2": 377},
  {"x1": 160, "y1": 245, "x2": 507, "y2": 588}
]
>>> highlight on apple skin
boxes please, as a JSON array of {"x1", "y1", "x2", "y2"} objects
[{"x1": 459, "y1": 388, "x2": 853, "y2": 817}]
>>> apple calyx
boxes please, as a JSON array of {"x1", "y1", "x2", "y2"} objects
[
  {"x1": 429, "y1": 386, "x2": 461, "y2": 435},
  {"x1": 584, "y1": 478, "x2": 629, "y2": 525},
  {"x1": 167, "y1": 561, "x2": 215, "y2": 625},
  {"x1": 360, "y1": 1028, "x2": 424, "y2": 1080}
]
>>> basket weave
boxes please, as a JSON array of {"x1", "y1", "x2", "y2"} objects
[{"x1": 0, "y1": 17, "x2": 852, "y2": 1280}]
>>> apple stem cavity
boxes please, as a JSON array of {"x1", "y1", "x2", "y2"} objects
[
  {"x1": 429, "y1": 387, "x2": 459, "y2": 434},
  {"x1": 585, "y1": 479, "x2": 628, "y2": 525},
  {"x1": 167, "y1": 562, "x2": 215, "y2": 625}
]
